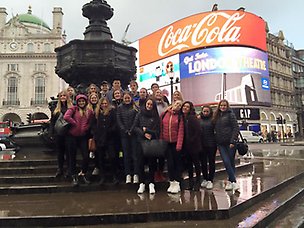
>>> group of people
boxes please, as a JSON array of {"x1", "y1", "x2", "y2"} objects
[{"x1": 50, "y1": 79, "x2": 241, "y2": 194}]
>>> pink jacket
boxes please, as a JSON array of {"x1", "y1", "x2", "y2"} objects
[
  {"x1": 64, "y1": 106, "x2": 94, "y2": 137},
  {"x1": 160, "y1": 109, "x2": 184, "y2": 151}
]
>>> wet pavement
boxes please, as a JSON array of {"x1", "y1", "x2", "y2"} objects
[{"x1": 0, "y1": 143, "x2": 303, "y2": 227}]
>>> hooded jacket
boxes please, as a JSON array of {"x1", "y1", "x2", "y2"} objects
[{"x1": 64, "y1": 94, "x2": 94, "y2": 137}]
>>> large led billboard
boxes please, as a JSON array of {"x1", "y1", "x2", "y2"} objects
[
  {"x1": 138, "y1": 10, "x2": 266, "y2": 66},
  {"x1": 179, "y1": 46, "x2": 271, "y2": 106}
]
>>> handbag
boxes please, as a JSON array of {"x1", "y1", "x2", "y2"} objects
[
  {"x1": 54, "y1": 113, "x2": 70, "y2": 136},
  {"x1": 141, "y1": 139, "x2": 168, "y2": 157},
  {"x1": 88, "y1": 138, "x2": 96, "y2": 152},
  {"x1": 237, "y1": 132, "x2": 249, "y2": 156}
]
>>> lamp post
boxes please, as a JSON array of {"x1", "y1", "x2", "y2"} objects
[{"x1": 167, "y1": 72, "x2": 174, "y2": 103}]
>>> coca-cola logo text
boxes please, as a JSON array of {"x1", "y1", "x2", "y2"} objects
[{"x1": 158, "y1": 12, "x2": 245, "y2": 57}]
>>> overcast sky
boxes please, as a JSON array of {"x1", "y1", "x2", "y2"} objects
[{"x1": 1, "y1": 0, "x2": 303, "y2": 50}]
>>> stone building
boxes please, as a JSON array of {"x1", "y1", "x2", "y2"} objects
[
  {"x1": 290, "y1": 48, "x2": 304, "y2": 137},
  {"x1": 0, "y1": 6, "x2": 66, "y2": 124},
  {"x1": 259, "y1": 28, "x2": 297, "y2": 140}
]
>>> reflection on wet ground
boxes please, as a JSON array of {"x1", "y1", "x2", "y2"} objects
[{"x1": 0, "y1": 158, "x2": 303, "y2": 218}]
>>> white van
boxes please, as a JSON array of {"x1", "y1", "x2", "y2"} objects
[{"x1": 240, "y1": 130, "x2": 264, "y2": 143}]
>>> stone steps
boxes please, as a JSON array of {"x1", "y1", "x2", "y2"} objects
[
  {"x1": 0, "y1": 170, "x2": 302, "y2": 227},
  {"x1": 0, "y1": 159, "x2": 251, "y2": 194}
]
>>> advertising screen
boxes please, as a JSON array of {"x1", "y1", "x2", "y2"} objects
[
  {"x1": 137, "y1": 55, "x2": 180, "y2": 101},
  {"x1": 179, "y1": 46, "x2": 271, "y2": 106},
  {"x1": 138, "y1": 10, "x2": 266, "y2": 66}
]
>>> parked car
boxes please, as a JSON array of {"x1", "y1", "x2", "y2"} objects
[{"x1": 240, "y1": 130, "x2": 264, "y2": 143}]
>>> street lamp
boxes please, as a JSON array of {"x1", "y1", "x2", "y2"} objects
[{"x1": 167, "y1": 71, "x2": 174, "y2": 103}]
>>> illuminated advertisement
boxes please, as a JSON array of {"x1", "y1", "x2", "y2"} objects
[
  {"x1": 138, "y1": 55, "x2": 180, "y2": 100},
  {"x1": 179, "y1": 46, "x2": 271, "y2": 106},
  {"x1": 138, "y1": 10, "x2": 266, "y2": 66}
]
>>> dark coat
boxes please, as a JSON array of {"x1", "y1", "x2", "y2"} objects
[
  {"x1": 116, "y1": 103, "x2": 138, "y2": 135},
  {"x1": 199, "y1": 114, "x2": 216, "y2": 148},
  {"x1": 133, "y1": 110, "x2": 160, "y2": 140},
  {"x1": 91, "y1": 109, "x2": 117, "y2": 147},
  {"x1": 214, "y1": 109, "x2": 239, "y2": 145},
  {"x1": 49, "y1": 103, "x2": 68, "y2": 136},
  {"x1": 183, "y1": 114, "x2": 202, "y2": 154}
]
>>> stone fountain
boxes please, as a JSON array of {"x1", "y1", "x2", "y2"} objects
[{"x1": 55, "y1": 0, "x2": 137, "y2": 92}]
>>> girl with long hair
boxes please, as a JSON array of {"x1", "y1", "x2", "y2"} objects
[
  {"x1": 134, "y1": 98, "x2": 160, "y2": 194},
  {"x1": 213, "y1": 99, "x2": 240, "y2": 191},
  {"x1": 199, "y1": 105, "x2": 217, "y2": 190},
  {"x1": 160, "y1": 100, "x2": 184, "y2": 194},
  {"x1": 50, "y1": 90, "x2": 73, "y2": 178},
  {"x1": 181, "y1": 101, "x2": 202, "y2": 191},
  {"x1": 116, "y1": 92, "x2": 139, "y2": 184},
  {"x1": 64, "y1": 94, "x2": 94, "y2": 187},
  {"x1": 91, "y1": 97, "x2": 118, "y2": 185}
]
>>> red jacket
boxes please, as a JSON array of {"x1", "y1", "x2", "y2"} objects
[
  {"x1": 64, "y1": 106, "x2": 94, "y2": 137},
  {"x1": 160, "y1": 109, "x2": 184, "y2": 151}
]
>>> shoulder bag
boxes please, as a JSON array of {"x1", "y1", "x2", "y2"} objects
[
  {"x1": 54, "y1": 113, "x2": 70, "y2": 136},
  {"x1": 236, "y1": 132, "x2": 249, "y2": 156}
]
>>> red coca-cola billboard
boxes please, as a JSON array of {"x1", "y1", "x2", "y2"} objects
[{"x1": 138, "y1": 10, "x2": 266, "y2": 66}]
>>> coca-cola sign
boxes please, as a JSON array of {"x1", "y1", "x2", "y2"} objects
[{"x1": 139, "y1": 10, "x2": 266, "y2": 66}]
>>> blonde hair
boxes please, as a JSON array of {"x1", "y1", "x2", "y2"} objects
[
  {"x1": 96, "y1": 97, "x2": 112, "y2": 117},
  {"x1": 173, "y1": 90, "x2": 184, "y2": 102},
  {"x1": 53, "y1": 90, "x2": 73, "y2": 115},
  {"x1": 87, "y1": 92, "x2": 99, "y2": 112}
]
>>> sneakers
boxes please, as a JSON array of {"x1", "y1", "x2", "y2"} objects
[
  {"x1": 167, "y1": 181, "x2": 174, "y2": 193},
  {"x1": 92, "y1": 167, "x2": 100, "y2": 176},
  {"x1": 149, "y1": 183, "x2": 155, "y2": 194},
  {"x1": 232, "y1": 182, "x2": 239, "y2": 191},
  {"x1": 133, "y1": 174, "x2": 139, "y2": 184},
  {"x1": 126, "y1": 174, "x2": 132, "y2": 184},
  {"x1": 225, "y1": 181, "x2": 233, "y2": 191},
  {"x1": 137, "y1": 183, "x2": 145, "y2": 194},
  {"x1": 201, "y1": 179, "x2": 208, "y2": 188},
  {"x1": 55, "y1": 169, "x2": 63, "y2": 178},
  {"x1": 206, "y1": 181, "x2": 213, "y2": 190},
  {"x1": 72, "y1": 175, "x2": 79, "y2": 187},
  {"x1": 170, "y1": 181, "x2": 181, "y2": 194}
]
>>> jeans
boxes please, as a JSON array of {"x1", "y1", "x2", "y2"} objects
[
  {"x1": 121, "y1": 134, "x2": 138, "y2": 176},
  {"x1": 218, "y1": 145, "x2": 236, "y2": 182}
]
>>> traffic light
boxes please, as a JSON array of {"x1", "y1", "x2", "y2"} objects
[
  {"x1": 26, "y1": 113, "x2": 32, "y2": 123},
  {"x1": 283, "y1": 119, "x2": 286, "y2": 124},
  {"x1": 276, "y1": 117, "x2": 282, "y2": 124}
]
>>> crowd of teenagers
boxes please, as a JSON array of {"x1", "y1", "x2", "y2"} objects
[{"x1": 50, "y1": 79, "x2": 240, "y2": 195}]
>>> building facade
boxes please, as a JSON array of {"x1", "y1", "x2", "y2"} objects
[
  {"x1": 258, "y1": 30, "x2": 297, "y2": 139},
  {"x1": 0, "y1": 6, "x2": 65, "y2": 124}
]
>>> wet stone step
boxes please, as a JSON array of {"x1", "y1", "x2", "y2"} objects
[{"x1": 0, "y1": 172, "x2": 302, "y2": 227}]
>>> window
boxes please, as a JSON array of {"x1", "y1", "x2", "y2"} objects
[
  {"x1": 35, "y1": 64, "x2": 46, "y2": 72},
  {"x1": 7, "y1": 76, "x2": 18, "y2": 104},
  {"x1": 34, "y1": 76, "x2": 45, "y2": 104},
  {"x1": 27, "y1": 43, "x2": 34, "y2": 52},
  {"x1": 7, "y1": 64, "x2": 19, "y2": 72},
  {"x1": 44, "y1": 43, "x2": 51, "y2": 53}
]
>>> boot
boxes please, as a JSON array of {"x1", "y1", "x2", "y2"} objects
[
  {"x1": 72, "y1": 175, "x2": 79, "y2": 187},
  {"x1": 112, "y1": 175, "x2": 119, "y2": 185},
  {"x1": 55, "y1": 169, "x2": 63, "y2": 178},
  {"x1": 98, "y1": 175, "x2": 105, "y2": 185},
  {"x1": 82, "y1": 175, "x2": 91, "y2": 185}
]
